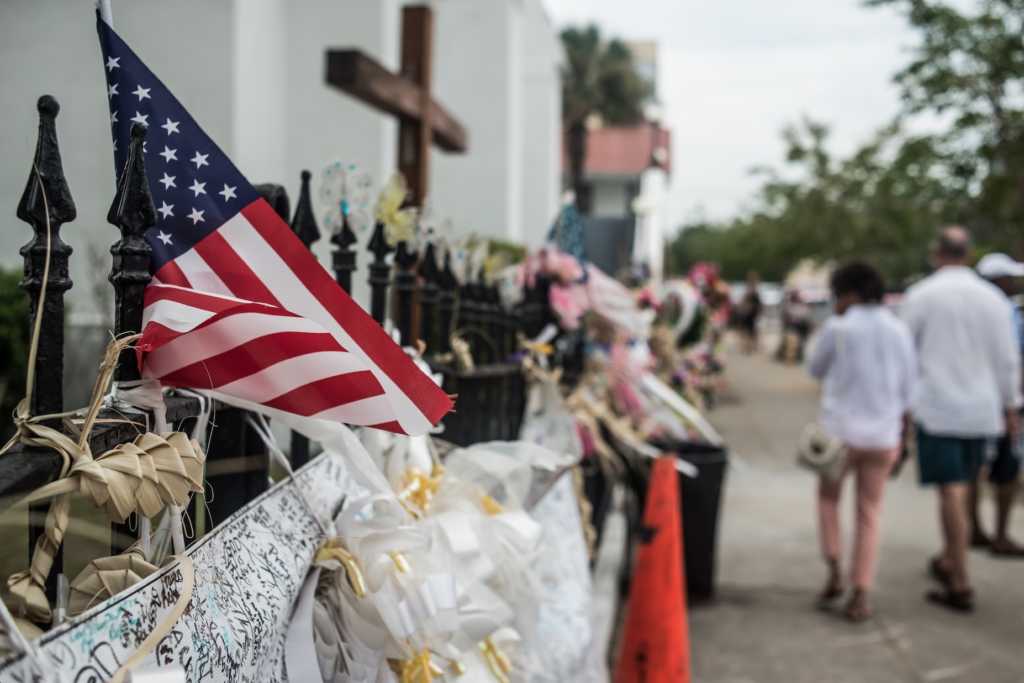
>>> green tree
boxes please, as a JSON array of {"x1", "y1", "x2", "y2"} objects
[
  {"x1": 665, "y1": 119, "x2": 966, "y2": 285},
  {"x1": 560, "y1": 25, "x2": 650, "y2": 213},
  {"x1": 867, "y1": 0, "x2": 1024, "y2": 250}
]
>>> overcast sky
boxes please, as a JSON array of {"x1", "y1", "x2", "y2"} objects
[{"x1": 542, "y1": 0, "x2": 938, "y2": 230}]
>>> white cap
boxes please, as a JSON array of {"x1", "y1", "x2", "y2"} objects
[{"x1": 977, "y1": 253, "x2": 1024, "y2": 279}]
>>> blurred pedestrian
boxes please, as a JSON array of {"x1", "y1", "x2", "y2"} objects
[
  {"x1": 968, "y1": 253, "x2": 1024, "y2": 556},
  {"x1": 736, "y1": 271, "x2": 763, "y2": 354},
  {"x1": 778, "y1": 290, "x2": 812, "y2": 363},
  {"x1": 809, "y1": 261, "x2": 916, "y2": 622},
  {"x1": 902, "y1": 227, "x2": 1023, "y2": 613}
]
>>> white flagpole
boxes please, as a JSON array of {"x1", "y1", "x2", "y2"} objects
[
  {"x1": 97, "y1": 0, "x2": 113, "y2": 26},
  {"x1": 100, "y1": 0, "x2": 145, "y2": 558}
]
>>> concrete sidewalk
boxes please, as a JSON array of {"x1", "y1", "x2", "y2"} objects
[{"x1": 691, "y1": 345, "x2": 1024, "y2": 683}]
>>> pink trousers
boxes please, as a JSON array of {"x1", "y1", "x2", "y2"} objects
[{"x1": 817, "y1": 447, "x2": 899, "y2": 590}]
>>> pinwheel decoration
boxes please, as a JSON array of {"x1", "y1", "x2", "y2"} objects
[{"x1": 318, "y1": 160, "x2": 375, "y2": 236}]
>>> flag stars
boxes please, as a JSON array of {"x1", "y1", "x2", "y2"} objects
[
  {"x1": 130, "y1": 111, "x2": 149, "y2": 126},
  {"x1": 158, "y1": 173, "x2": 176, "y2": 190},
  {"x1": 157, "y1": 201, "x2": 174, "y2": 219},
  {"x1": 108, "y1": 83, "x2": 119, "y2": 98},
  {"x1": 158, "y1": 146, "x2": 178, "y2": 163},
  {"x1": 105, "y1": 56, "x2": 120, "y2": 72},
  {"x1": 156, "y1": 231, "x2": 173, "y2": 246},
  {"x1": 219, "y1": 184, "x2": 237, "y2": 202},
  {"x1": 132, "y1": 85, "x2": 151, "y2": 101},
  {"x1": 188, "y1": 208, "x2": 205, "y2": 225},
  {"x1": 190, "y1": 151, "x2": 209, "y2": 169},
  {"x1": 111, "y1": 110, "x2": 119, "y2": 125},
  {"x1": 189, "y1": 179, "x2": 207, "y2": 197},
  {"x1": 161, "y1": 118, "x2": 180, "y2": 135}
]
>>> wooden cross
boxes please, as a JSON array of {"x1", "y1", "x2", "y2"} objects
[{"x1": 325, "y1": 5, "x2": 468, "y2": 206}]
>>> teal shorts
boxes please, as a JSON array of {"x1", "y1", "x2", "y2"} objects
[{"x1": 916, "y1": 426, "x2": 986, "y2": 485}]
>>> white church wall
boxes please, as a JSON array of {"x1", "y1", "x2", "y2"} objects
[
  {"x1": 281, "y1": 0, "x2": 398, "y2": 308},
  {"x1": 0, "y1": 0, "x2": 236, "y2": 318},
  {"x1": 520, "y1": 0, "x2": 562, "y2": 248},
  {"x1": 505, "y1": 4, "x2": 526, "y2": 244},
  {"x1": 232, "y1": 0, "x2": 288, "y2": 187},
  {"x1": 0, "y1": 0, "x2": 562, "y2": 317},
  {"x1": 430, "y1": 0, "x2": 522, "y2": 243}
]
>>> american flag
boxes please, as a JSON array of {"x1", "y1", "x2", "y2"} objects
[{"x1": 97, "y1": 13, "x2": 451, "y2": 435}]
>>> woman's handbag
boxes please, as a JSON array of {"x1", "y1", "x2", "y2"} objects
[
  {"x1": 798, "y1": 324, "x2": 847, "y2": 482},
  {"x1": 797, "y1": 422, "x2": 847, "y2": 482}
]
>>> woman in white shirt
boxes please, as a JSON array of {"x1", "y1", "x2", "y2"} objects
[{"x1": 808, "y1": 262, "x2": 917, "y2": 621}]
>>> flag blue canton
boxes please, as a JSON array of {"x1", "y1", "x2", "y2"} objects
[{"x1": 97, "y1": 12, "x2": 259, "y2": 272}]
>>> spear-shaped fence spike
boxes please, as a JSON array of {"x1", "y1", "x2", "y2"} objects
[
  {"x1": 367, "y1": 221, "x2": 393, "y2": 262},
  {"x1": 17, "y1": 94, "x2": 76, "y2": 601},
  {"x1": 437, "y1": 248, "x2": 457, "y2": 354},
  {"x1": 290, "y1": 170, "x2": 321, "y2": 248},
  {"x1": 107, "y1": 123, "x2": 155, "y2": 385},
  {"x1": 18, "y1": 96, "x2": 77, "y2": 228},
  {"x1": 331, "y1": 213, "x2": 358, "y2": 294},
  {"x1": 254, "y1": 183, "x2": 291, "y2": 223},
  {"x1": 393, "y1": 241, "x2": 418, "y2": 346},
  {"x1": 18, "y1": 95, "x2": 76, "y2": 418},
  {"x1": 418, "y1": 242, "x2": 440, "y2": 354},
  {"x1": 418, "y1": 241, "x2": 440, "y2": 284},
  {"x1": 334, "y1": 213, "x2": 357, "y2": 248},
  {"x1": 367, "y1": 222, "x2": 393, "y2": 324}
]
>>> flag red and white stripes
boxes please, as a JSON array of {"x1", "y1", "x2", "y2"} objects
[{"x1": 141, "y1": 203, "x2": 450, "y2": 436}]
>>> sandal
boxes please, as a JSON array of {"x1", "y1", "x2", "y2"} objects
[
  {"x1": 844, "y1": 591, "x2": 873, "y2": 623},
  {"x1": 989, "y1": 539, "x2": 1024, "y2": 558},
  {"x1": 971, "y1": 529, "x2": 993, "y2": 549},
  {"x1": 926, "y1": 588, "x2": 974, "y2": 613},
  {"x1": 816, "y1": 583, "x2": 843, "y2": 610},
  {"x1": 928, "y1": 556, "x2": 952, "y2": 588}
]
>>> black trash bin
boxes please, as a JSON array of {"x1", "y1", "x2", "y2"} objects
[{"x1": 655, "y1": 439, "x2": 729, "y2": 603}]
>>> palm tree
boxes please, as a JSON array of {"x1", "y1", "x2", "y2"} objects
[{"x1": 561, "y1": 25, "x2": 651, "y2": 214}]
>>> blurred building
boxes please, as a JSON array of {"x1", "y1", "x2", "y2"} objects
[
  {"x1": 562, "y1": 41, "x2": 672, "y2": 283},
  {"x1": 0, "y1": 0, "x2": 562, "y2": 316}
]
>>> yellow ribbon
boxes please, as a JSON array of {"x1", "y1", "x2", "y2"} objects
[
  {"x1": 449, "y1": 335, "x2": 475, "y2": 372},
  {"x1": 397, "y1": 465, "x2": 445, "y2": 518},
  {"x1": 520, "y1": 339, "x2": 554, "y2": 358},
  {"x1": 390, "y1": 649, "x2": 445, "y2": 683},
  {"x1": 389, "y1": 551, "x2": 412, "y2": 574},
  {"x1": 483, "y1": 252, "x2": 509, "y2": 279},
  {"x1": 479, "y1": 637, "x2": 513, "y2": 683},
  {"x1": 479, "y1": 494, "x2": 504, "y2": 516},
  {"x1": 376, "y1": 172, "x2": 417, "y2": 246},
  {"x1": 521, "y1": 355, "x2": 561, "y2": 387},
  {"x1": 314, "y1": 538, "x2": 367, "y2": 599},
  {"x1": 571, "y1": 466, "x2": 598, "y2": 559}
]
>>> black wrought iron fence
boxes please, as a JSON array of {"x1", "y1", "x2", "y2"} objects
[{"x1": 2, "y1": 93, "x2": 570, "y2": 599}]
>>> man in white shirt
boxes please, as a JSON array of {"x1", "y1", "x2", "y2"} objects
[{"x1": 902, "y1": 227, "x2": 1023, "y2": 612}]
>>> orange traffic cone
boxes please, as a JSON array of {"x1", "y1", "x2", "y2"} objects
[{"x1": 614, "y1": 456, "x2": 691, "y2": 683}]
